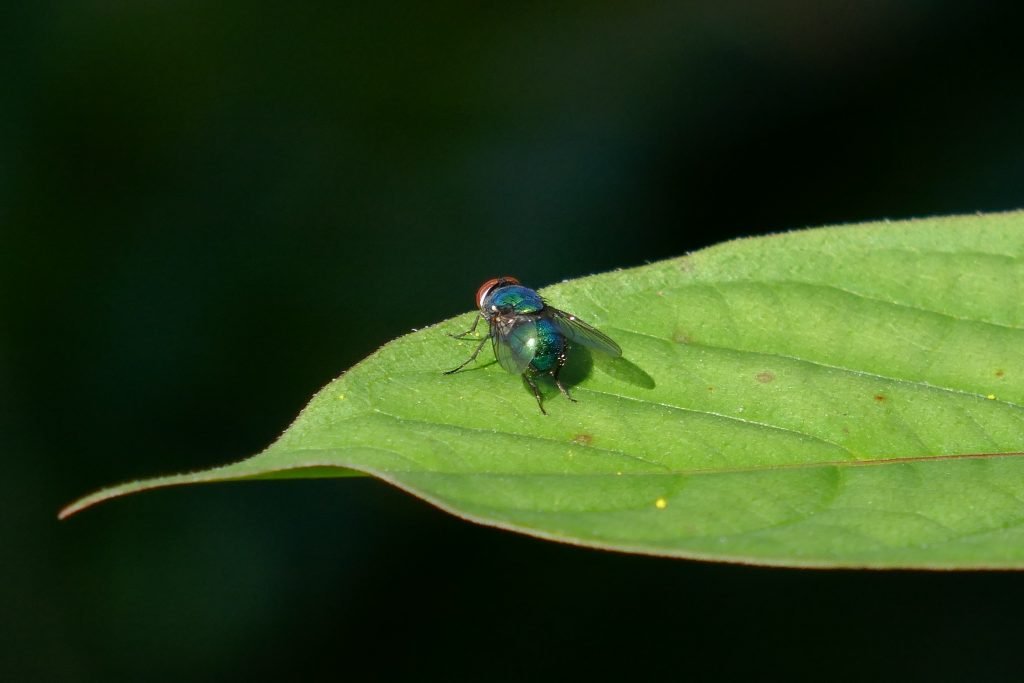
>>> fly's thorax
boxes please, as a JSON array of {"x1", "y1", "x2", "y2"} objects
[
  {"x1": 475, "y1": 276, "x2": 520, "y2": 310},
  {"x1": 480, "y1": 284, "x2": 545, "y2": 319}
]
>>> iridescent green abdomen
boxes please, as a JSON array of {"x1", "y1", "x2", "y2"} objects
[{"x1": 528, "y1": 317, "x2": 565, "y2": 373}]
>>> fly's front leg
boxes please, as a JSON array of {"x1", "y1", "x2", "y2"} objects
[
  {"x1": 444, "y1": 333, "x2": 491, "y2": 375},
  {"x1": 448, "y1": 314, "x2": 483, "y2": 340}
]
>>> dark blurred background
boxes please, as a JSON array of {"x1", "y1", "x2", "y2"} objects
[{"x1": 6, "y1": 2, "x2": 1024, "y2": 680}]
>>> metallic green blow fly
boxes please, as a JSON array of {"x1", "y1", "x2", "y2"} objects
[{"x1": 445, "y1": 276, "x2": 622, "y2": 414}]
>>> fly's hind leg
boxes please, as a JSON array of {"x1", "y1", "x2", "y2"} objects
[
  {"x1": 522, "y1": 374, "x2": 547, "y2": 415},
  {"x1": 552, "y1": 353, "x2": 577, "y2": 403}
]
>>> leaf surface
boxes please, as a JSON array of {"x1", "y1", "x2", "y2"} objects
[{"x1": 62, "y1": 212, "x2": 1024, "y2": 568}]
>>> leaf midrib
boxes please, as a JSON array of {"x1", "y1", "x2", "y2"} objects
[
  {"x1": 280, "y1": 445, "x2": 1024, "y2": 477},
  {"x1": 314, "y1": 409, "x2": 1024, "y2": 479}
]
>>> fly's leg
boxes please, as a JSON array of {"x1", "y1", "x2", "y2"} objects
[
  {"x1": 552, "y1": 353, "x2": 577, "y2": 403},
  {"x1": 522, "y1": 374, "x2": 547, "y2": 415},
  {"x1": 553, "y1": 377, "x2": 577, "y2": 402},
  {"x1": 444, "y1": 333, "x2": 491, "y2": 375},
  {"x1": 448, "y1": 315, "x2": 483, "y2": 339}
]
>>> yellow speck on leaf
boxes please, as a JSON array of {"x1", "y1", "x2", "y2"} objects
[
  {"x1": 336, "y1": 394, "x2": 346, "y2": 400},
  {"x1": 655, "y1": 498, "x2": 668, "y2": 510},
  {"x1": 987, "y1": 394, "x2": 997, "y2": 400}
]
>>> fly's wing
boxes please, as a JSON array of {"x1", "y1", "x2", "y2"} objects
[
  {"x1": 491, "y1": 317, "x2": 537, "y2": 374},
  {"x1": 547, "y1": 308, "x2": 622, "y2": 357}
]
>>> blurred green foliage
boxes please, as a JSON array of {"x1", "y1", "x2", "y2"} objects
[{"x1": 5, "y1": 3, "x2": 1024, "y2": 680}]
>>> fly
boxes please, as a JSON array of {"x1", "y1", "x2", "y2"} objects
[{"x1": 445, "y1": 276, "x2": 622, "y2": 414}]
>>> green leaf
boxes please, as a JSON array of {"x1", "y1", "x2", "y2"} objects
[{"x1": 61, "y1": 211, "x2": 1024, "y2": 569}]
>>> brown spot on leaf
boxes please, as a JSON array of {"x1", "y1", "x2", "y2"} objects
[
  {"x1": 672, "y1": 328, "x2": 691, "y2": 344},
  {"x1": 995, "y1": 369, "x2": 1005, "y2": 378},
  {"x1": 755, "y1": 371, "x2": 775, "y2": 384},
  {"x1": 572, "y1": 433, "x2": 594, "y2": 446},
  {"x1": 874, "y1": 394, "x2": 886, "y2": 402}
]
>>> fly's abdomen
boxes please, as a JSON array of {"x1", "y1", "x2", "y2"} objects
[{"x1": 528, "y1": 317, "x2": 566, "y2": 373}]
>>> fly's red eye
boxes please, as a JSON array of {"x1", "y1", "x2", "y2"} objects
[{"x1": 475, "y1": 276, "x2": 520, "y2": 309}]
